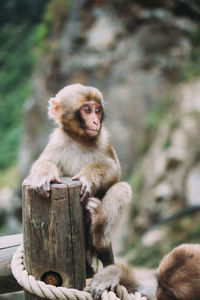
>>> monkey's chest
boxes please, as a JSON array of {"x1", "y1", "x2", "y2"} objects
[{"x1": 58, "y1": 144, "x2": 102, "y2": 176}]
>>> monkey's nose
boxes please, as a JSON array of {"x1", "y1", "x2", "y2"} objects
[{"x1": 93, "y1": 119, "x2": 99, "y2": 125}]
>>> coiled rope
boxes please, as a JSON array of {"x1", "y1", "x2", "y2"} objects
[{"x1": 11, "y1": 245, "x2": 147, "y2": 300}]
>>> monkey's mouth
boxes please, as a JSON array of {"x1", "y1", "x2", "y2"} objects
[{"x1": 86, "y1": 129, "x2": 99, "y2": 136}]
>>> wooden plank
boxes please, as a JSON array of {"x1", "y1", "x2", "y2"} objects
[
  {"x1": 0, "y1": 233, "x2": 22, "y2": 249},
  {"x1": 23, "y1": 177, "x2": 86, "y2": 300},
  {"x1": 0, "y1": 234, "x2": 23, "y2": 294}
]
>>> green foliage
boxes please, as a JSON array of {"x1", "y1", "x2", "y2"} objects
[
  {"x1": 46, "y1": 0, "x2": 72, "y2": 33},
  {"x1": 145, "y1": 96, "x2": 172, "y2": 132},
  {"x1": 34, "y1": 0, "x2": 72, "y2": 56},
  {"x1": 128, "y1": 171, "x2": 144, "y2": 218},
  {"x1": 125, "y1": 212, "x2": 200, "y2": 268},
  {"x1": 0, "y1": 0, "x2": 49, "y2": 25},
  {"x1": 0, "y1": 166, "x2": 19, "y2": 189},
  {"x1": 0, "y1": 25, "x2": 34, "y2": 169},
  {"x1": 0, "y1": 1, "x2": 50, "y2": 170},
  {"x1": 126, "y1": 241, "x2": 166, "y2": 269},
  {"x1": 0, "y1": 0, "x2": 72, "y2": 170}
]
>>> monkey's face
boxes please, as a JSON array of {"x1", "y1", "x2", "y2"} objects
[
  {"x1": 79, "y1": 101, "x2": 103, "y2": 138},
  {"x1": 48, "y1": 84, "x2": 105, "y2": 142}
]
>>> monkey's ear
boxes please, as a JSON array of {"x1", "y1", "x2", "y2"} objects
[{"x1": 48, "y1": 98, "x2": 62, "y2": 120}]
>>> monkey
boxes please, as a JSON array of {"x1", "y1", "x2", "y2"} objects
[
  {"x1": 24, "y1": 83, "x2": 132, "y2": 267},
  {"x1": 157, "y1": 244, "x2": 200, "y2": 300},
  {"x1": 90, "y1": 244, "x2": 200, "y2": 300}
]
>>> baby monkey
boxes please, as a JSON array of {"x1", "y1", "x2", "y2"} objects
[
  {"x1": 25, "y1": 83, "x2": 132, "y2": 265},
  {"x1": 90, "y1": 244, "x2": 200, "y2": 300}
]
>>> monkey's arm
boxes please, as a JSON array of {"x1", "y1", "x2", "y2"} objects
[
  {"x1": 24, "y1": 137, "x2": 62, "y2": 198},
  {"x1": 90, "y1": 264, "x2": 138, "y2": 300},
  {"x1": 72, "y1": 158, "x2": 120, "y2": 203}
]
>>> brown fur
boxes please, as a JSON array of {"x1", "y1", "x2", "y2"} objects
[
  {"x1": 89, "y1": 199, "x2": 107, "y2": 249},
  {"x1": 119, "y1": 264, "x2": 138, "y2": 293},
  {"x1": 157, "y1": 244, "x2": 200, "y2": 300},
  {"x1": 106, "y1": 143, "x2": 116, "y2": 160},
  {"x1": 90, "y1": 264, "x2": 138, "y2": 300},
  {"x1": 60, "y1": 115, "x2": 99, "y2": 146}
]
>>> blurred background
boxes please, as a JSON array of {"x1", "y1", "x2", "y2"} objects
[{"x1": 1, "y1": 0, "x2": 200, "y2": 298}]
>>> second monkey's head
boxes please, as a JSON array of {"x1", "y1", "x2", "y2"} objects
[
  {"x1": 48, "y1": 83, "x2": 105, "y2": 142},
  {"x1": 157, "y1": 244, "x2": 200, "y2": 300}
]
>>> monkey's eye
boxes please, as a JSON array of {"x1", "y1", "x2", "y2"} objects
[
  {"x1": 95, "y1": 107, "x2": 102, "y2": 113},
  {"x1": 84, "y1": 107, "x2": 91, "y2": 113}
]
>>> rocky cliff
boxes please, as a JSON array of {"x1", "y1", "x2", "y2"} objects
[{"x1": 125, "y1": 79, "x2": 200, "y2": 267}]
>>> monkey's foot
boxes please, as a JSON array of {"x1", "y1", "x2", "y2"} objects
[{"x1": 90, "y1": 265, "x2": 121, "y2": 300}]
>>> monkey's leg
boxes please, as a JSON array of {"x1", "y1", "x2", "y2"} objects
[
  {"x1": 86, "y1": 182, "x2": 132, "y2": 265},
  {"x1": 99, "y1": 182, "x2": 132, "y2": 248},
  {"x1": 97, "y1": 244, "x2": 114, "y2": 267}
]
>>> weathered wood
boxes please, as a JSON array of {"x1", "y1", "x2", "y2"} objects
[
  {"x1": 23, "y1": 177, "x2": 86, "y2": 300},
  {"x1": 0, "y1": 233, "x2": 23, "y2": 294}
]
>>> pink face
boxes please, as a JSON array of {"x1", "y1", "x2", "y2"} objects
[{"x1": 79, "y1": 101, "x2": 103, "y2": 137}]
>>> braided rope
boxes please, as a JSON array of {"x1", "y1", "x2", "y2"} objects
[{"x1": 11, "y1": 245, "x2": 147, "y2": 300}]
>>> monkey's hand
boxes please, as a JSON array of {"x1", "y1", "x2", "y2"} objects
[
  {"x1": 24, "y1": 175, "x2": 62, "y2": 199},
  {"x1": 90, "y1": 265, "x2": 121, "y2": 300},
  {"x1": 24, "y1": 160, "x2": 62, "y2": 199},
  {"x1": 72, "y1": 174, "x2": 95, "y2": 204}
]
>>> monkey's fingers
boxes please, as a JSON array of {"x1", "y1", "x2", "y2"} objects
[
  {"x1": 51, "y1": 176, "x2": 62, "y2": 184},
  {"x1": 91, "y1": 290, "x2": 102, "y2": 300},
  {"x1": 81, "y1": 190, "x2": 90, "y2": 204},
  {"x1": 91, "y1": 284, "x2": 112, "y2": 300},
  {"x1": 72, "y1": 175, "x2": 80, "y2": 181},
  {"x1": 91, "y1": 287, "x2": 104, "y2": 300},
  {"x1": 110, "y1": 283, "x2": 117, "y2": 292},
  {"x1": 80, "y1": 184, "x2": 86, "y2": 196},
  {"x1": 35, "y1": 185, "x2": 50, "y2": 199},
  {"x1": 35, "y1": 181, "x2": 51, "y2": 199}
]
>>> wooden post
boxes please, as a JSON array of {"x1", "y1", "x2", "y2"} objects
[{"x1": 22, "y1": 177, "x2": 85, "y2": 300}]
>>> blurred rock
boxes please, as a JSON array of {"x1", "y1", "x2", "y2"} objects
[
  {"x1": 186, "y1": 165, "x2": 200, "y2": 206},
  {"x1": 154, "y1": 182, "x2": 173, "y2": 202},
  {"x1": 0, "y1": 187, "x2": 13, "y2": 213},
  {"x1": 141, "y1": 229, "x2": 166, "y2": 247},
  {"x1": 130, "y1": 78, "x2": 200, "y2": 236},
  {"x1": 86, "y1": 14, "x2": 122, "y2": 51},
  {"x1": 0, "y1": 187, "x2": 22, "y2": 233}
]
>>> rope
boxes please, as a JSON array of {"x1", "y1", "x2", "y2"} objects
[{"x1": 11, "y1": 245, "x2": 147, "y2": 300}]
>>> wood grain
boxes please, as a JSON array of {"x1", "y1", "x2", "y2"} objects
[
  {"x1": 0, "y1": 233, "x2": 23, "y2": 294},
  {"x1": 23, "y1": 177, "x2": 86, "y2": 300}
]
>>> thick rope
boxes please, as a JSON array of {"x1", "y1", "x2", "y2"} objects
[{"x1": 11, "y1": 245, "x2": 147, "y2": 300}]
